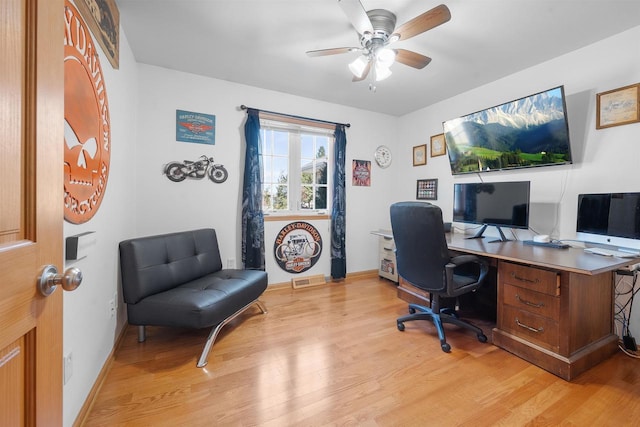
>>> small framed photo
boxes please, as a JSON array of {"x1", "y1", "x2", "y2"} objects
[
  {"x1": 430, "y1": 133, "x2": 446, "y2": 157},
  {"x1": 352, "y1": 159, "x2": 371, "y2": 186},
  {"x1": 412, "y1": 144, "x2": 427, "y2": 166},
  {"x1": 596, "y1": 83, "x2": 640, "y2": 129},
  {"x1": 416, "y1": 179, "x2": 438, "y2": 200}
]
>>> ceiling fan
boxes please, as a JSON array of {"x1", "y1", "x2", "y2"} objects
[{"x1": 306, "y1": 1, "x2": 451, "y2": 87}]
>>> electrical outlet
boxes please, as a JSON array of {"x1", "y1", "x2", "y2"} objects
[
  {"x1": 63, "y1": 352, "x2": 73, "y2": 385},
  {"x1": 108, "y1": 299, "x2": 115, "y2": 318},
  {"x1": 226, "y1": 258, "x2": 235, "y2": 269}
]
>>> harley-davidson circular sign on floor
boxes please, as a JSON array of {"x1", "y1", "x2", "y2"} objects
[
  {"x1": 63, "y1": 0, "x2": 111, "y2": 224},
  {"x1": 274, "y1": 222, "x2": 323, "y2": 274}
]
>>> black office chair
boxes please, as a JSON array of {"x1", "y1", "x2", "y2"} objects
[{"x1": 391, "y1": 201, "x2": 489, "y2": 352}]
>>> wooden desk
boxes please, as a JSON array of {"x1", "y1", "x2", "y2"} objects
[
  {"x1": 446, "y1": 233, "x2": 636, "y2": 276},
  {"x1": 399, "y1": 233, "x2": 637, "y2": 381}
]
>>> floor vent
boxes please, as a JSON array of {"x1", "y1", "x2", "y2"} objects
[{"x1": 291, "y1": 274, "x2": 326, "y2": 289}]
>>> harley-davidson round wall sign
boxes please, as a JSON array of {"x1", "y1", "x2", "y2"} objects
[
  {"x1": 63, "y1": 0, "x2": 111, "y2": 224},
  {"x1": 273, "y1": 222, "x2": 323, "y2": 274}
]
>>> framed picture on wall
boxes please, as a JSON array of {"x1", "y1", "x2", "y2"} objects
[
  {"x1": 74, "y1": 0, "x2": 120, "y2": 69},
  {"x1": 352, "y1": 159, "x2": 371, "y2": 186},
  {"x1": 430, "y1": 133, "x2": 446, "y2": 157},
  {"x1": 176, "y1": 110, "x2": 216, "y2": 145},
  {"x1": 413, "y1": 144, "x2": 427, "y2": 166},
  {"x1": 596, "y1": 83, "x2": 640, "y2": 129},
  {"x1": 416, "y1": 179, "x2": 438, "y2": 200}
]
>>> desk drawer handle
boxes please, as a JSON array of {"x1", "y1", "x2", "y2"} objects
[
  {"x1": 515, "y1": 318, "x2": 544, "y2": 333},
  {"x1": 515, "y1": 294, "x2": 544, "y2": 308},
  {"x1": 511, "y1": 272, "x2": 540, "y2": 284},
  {"x1": 383, "y1": 247, "x2": 393, "y2": 252}
]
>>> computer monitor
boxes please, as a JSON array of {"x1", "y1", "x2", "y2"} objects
[
  {"x1": 453, "y1": 181, "x2": 530, "y2": 242},
  {"x1": 576, "y1": 192, "x2": 640, "y2": 251}
]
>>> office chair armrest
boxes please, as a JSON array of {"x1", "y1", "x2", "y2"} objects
[
  {"x1": 445, "y1": 255, "x2": 490, "y2": 296},
  {"x1": 448, "y1": 254, "x2": 483, "y2": 267}
]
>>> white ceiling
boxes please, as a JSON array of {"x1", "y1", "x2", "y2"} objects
[{"x1": 116, "y1": 0, "x2": 640, "y2": 116}]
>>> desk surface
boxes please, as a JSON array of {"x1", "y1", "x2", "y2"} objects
[{"x1": 447, "y1": 233, "x2": 637, "y2": 275}]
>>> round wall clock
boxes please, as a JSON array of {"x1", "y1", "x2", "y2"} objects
[{"x1": 374, "y1": 145, "x2": 392, "y2": 168}]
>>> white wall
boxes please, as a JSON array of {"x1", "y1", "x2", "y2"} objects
[
  {"x1": 396, "y1": 26, "x2": 640, "y2": 339},
  {"x1": 134, "y1": 64, "x2": 398, "y2": 284},
  {"x1": 62, "y1": 11, "x2": 138, "y2": 426}
]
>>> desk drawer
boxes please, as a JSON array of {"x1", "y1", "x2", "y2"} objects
[
  {"x1": 501, "y1": 305, "x2": 559, "y2": 350},
  {"x1": 380, "y1": 247, "x2": 395, "y2": 260},
  {"x1": 502, "y1": 283, "x2": 560, "y2": 320},
  {"x1": 500, "y1": 262, "x2": 560, "y2": 296},
  {"x1": 376, "y1": 234, "x2": 397, "y2": 282},
  {"x1": 380, "y1": 236, "x2": 395, "y2": 252}
]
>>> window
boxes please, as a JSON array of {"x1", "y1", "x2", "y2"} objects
[{"x1": 260, "y1": 118, "x2": 333, "y2": 215}]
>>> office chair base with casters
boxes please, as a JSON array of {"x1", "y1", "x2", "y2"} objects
[{"x1": 397, "y1": 303, "x2": 488, "y2": 352}]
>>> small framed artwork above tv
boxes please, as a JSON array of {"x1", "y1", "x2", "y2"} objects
[{"x1": 443, "y1": 86, "x2": 572, "y2": 175}]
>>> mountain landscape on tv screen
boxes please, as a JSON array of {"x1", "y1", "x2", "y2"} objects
[{"x1": 444, "y1": 88, "x2": 572, "y2": 174}]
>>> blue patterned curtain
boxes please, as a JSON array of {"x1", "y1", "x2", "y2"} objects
[
  {"x1": 331, "y1": 124, "x2": 347, "y2": 279},
  {"x1": 241, "y1": 109, "x2": 265, "y2": 270}
]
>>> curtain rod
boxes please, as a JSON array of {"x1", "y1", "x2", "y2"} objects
[{"x1": 240, "y1": 105, "x2": 350, "y2": 128}]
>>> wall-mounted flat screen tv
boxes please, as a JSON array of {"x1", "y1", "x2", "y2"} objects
[
  {"x1": 453, "y1": 181, "x2": 530, "y2": 242},
  {"x1": 443, "y1": 86, "x2": 572, "y2": 175}
]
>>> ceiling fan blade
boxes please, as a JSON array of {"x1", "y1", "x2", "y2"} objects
[
  {"x1": 393, "y1": 4, "x2": 451, "y2": 41},
  {"x1": 352, "y1": 61, "x2": 371, "y2": 82},
  {"x1": 306, "y1": 47, "x2": 356, "y2": 57},
  {"x1": 394, "y1": 49, "x2": 432, "y2": 69},
  {"x1": 338, "y1": 0, "x2": 373, "y2": 35}
]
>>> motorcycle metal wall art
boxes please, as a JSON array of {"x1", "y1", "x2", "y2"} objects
[{"x1": 164, "y1": 155, "x2": 228, "y2": 183}]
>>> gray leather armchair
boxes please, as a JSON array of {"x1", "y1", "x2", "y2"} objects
[{"x1": 119, "y1": 229, "x2": 267, "y2": 367}]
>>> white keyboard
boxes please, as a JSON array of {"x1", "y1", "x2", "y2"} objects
[{"x1": 583, "y1": 247, "x2": 640, "y2": 258}]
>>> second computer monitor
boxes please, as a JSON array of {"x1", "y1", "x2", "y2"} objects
[{"x1": 453, "y1": 181, "x2": 530, "y2": 241}]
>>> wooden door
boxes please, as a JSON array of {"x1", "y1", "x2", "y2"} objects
[{"x1": 0, "y1": 0, "x2": 64, "y2": 425}]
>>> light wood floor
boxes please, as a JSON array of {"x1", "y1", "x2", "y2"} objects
[{"x1": 83, "y1": 277, "x2": 640, "y2": 426}]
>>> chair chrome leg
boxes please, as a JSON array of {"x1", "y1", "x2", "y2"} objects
[
  {"x1": 138, "y1": 325, "x2": 146, "y2": 343},
  {"x1": 196, "y1": 298, "x2": 268, "y2": 368},
  {"x1": 197, "y1": 323, "x2": 225, "y2": 368},
  {"x1": 255, "y1": 299, "x2": 268, "y2": 314}
]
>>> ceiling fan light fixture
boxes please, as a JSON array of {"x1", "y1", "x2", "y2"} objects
[
  {"x1": 307, "y1": 3, "x2": 451, "y2": 86},
  {"x1": 374, "y1": 62, "x2": 392, "y2": 82},
  {"x1": 376, "y1": 47, "x2": 396, "y2": 67},
  {"x1": 348, "y1": 55, "x2": 369, "y2": 78}
]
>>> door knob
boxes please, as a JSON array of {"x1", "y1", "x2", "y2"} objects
[{"x1": 38, "y1": 265, "x2": 82, "y2": 296}]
